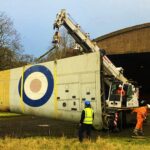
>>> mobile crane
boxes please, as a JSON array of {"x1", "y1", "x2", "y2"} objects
[
  {"x1": 52, "y1": 9, "x2": 139, "y2": 128},
  {"x1": 53, "y1": 9, "x2": 139, "y2": 107}
]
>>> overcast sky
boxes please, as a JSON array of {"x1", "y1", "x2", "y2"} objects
[{"x1": 0, "y1": 0, "x2": 150, "y2": 57}]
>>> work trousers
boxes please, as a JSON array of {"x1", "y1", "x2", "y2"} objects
[
  {"x1": 135, "y1": 114, "x2": 144, "y2": 130},
  {"x1": 78, "y1": 123, "x2": 92, "y2": 142}
]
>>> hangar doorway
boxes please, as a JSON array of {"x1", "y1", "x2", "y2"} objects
[{"x1": 108, "y1": 52, "x2": 150, "y2": 100}]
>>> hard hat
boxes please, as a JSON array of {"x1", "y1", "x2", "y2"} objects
[
  {"x1": 118, "y1": 84, "x2": 122, "y2": 88},
  {"x1": 147, "y1": 104, "x2": 150, "y2": 108},
  {"x1": 132, "y1": 87, "x2": 136, "y2": 92},
  {"x1": 84, "y1": 100, "x2": 90, "y2": 106}
]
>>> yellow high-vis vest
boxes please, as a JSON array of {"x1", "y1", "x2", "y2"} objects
[{"x1": 83, "y1": 108, "x2": 94, "y2": 124}]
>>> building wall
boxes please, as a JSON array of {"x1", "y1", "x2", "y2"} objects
[{"x1": 94, "y1": 23, "x2": 150, "y2": 55}]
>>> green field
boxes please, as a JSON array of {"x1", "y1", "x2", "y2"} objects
[
  {"x1": 0, "y1": 112, "x2": 20, "y2": 117},
  {"x1": 0, "y1": 112, "x2": 150, "y2": 150}
]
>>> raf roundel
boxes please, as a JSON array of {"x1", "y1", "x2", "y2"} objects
[{"x1": 18, "y1": 65, "x2": 54, "y2": 107}]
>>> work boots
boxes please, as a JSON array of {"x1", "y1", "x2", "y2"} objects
[
  {"x1": 133, "y1": 129, "x2": 139, "y2": 136},
  {"x1": 138, "y1": 130, "x2": 144, "y2": 136},
  {"x1": 133, "y1": 129, "x2": 144, "y2": 136}
]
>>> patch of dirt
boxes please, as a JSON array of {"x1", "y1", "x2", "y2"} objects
[{"x1": 0, "y1": 115, "x2": 150, "y2": 139}]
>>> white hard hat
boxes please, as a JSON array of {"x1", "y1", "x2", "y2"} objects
[
  {"x1": 118, "y1": 84, "x2": 122, "y2": 88},
  {"x1": 132, "y1": 87, "x2": 136, "y2": 91},
  {"x1": 147, "y1": 104, "x2": 150, "y2": 108}
]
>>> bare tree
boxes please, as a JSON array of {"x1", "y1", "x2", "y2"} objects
[
  {"x1": 45, "y1": 28, "x2": 81, "y2": 62},
  {"x1": 0, "y1": 12, "x2": 22, "y2": 51},
  {"x1": 0, "y1": 12, "x2": 25, "y2": 70},
  {"x1": 18, "y1": 54, "x2": 35, "y2": 63},
  {"x1": 0, "y1": 47, "x2": 12, "y2": 70}
]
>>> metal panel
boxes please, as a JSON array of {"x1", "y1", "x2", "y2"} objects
[
  {"x1": 55, "y1": 51, "x2": 102, "y2": 129},
  {"x1": 2, "y1": 51, "x2": 102, "y2": 129},
  {"x1": 81, "y1": 83, "x2": 96, "y2": 110},
  {"x1": 0, "y1": 70, "x2": 10, "y2": 111},
  {"x1": 9, "y1": 63, "x2": 56, "y2": 118}
]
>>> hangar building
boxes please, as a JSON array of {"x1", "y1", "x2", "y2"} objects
[{"x1": 94, "y1": 23, "x2": 150, "y2": 99}]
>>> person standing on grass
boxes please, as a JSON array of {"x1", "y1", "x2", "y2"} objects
[
  {"x1": 132, "y1": 100, "x2": 150, "y2": 136},
  {"x1": 78, "y1": 100, "x2": 94, "y2": 142}
]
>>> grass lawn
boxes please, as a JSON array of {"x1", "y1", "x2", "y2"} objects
[
  {"x1": 0, "y1": 112, "x2": 20, "y2": 117},
  {"x1": 0, "y1": 112, "x2": 150, "y2": 150},
  {"x1": 0, "y1": 136, "x2": 150, "y2": 150}
]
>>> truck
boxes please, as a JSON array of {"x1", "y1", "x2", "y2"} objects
[{"x1": 0, "y1": 9, "x2": 139, "y2": 130}]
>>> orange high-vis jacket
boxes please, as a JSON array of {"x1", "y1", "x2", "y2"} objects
[{"x1": 116, "y1": 88, "x2": 125, "y2": 96}]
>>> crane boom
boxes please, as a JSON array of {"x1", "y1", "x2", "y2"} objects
[{"x1": 53, "y1": 9, "x2": 128, "y2": 83}]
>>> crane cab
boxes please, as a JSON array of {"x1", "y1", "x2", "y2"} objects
[{"x1": 107, "y1": 82, "x2": 139, "y2": 108}]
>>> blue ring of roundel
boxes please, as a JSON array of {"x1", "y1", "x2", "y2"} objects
[{"x1": 18, "y1": 65, "x2": 54, "y2": 107}]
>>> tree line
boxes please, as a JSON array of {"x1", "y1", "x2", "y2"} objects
[
  {"x1": 0, "y1": 12, "x2": 35, "y2": 71},
  {"x1": 0, "y1": 12, "x2": 82, "y2": 71}
]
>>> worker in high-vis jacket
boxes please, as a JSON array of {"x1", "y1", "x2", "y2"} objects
[
  {"x1": 78, "y1": 100, "x2": 94, "y2": 142},
  {"x1": 132, "y1": 100, "x2": 150, "y2": 136}
]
